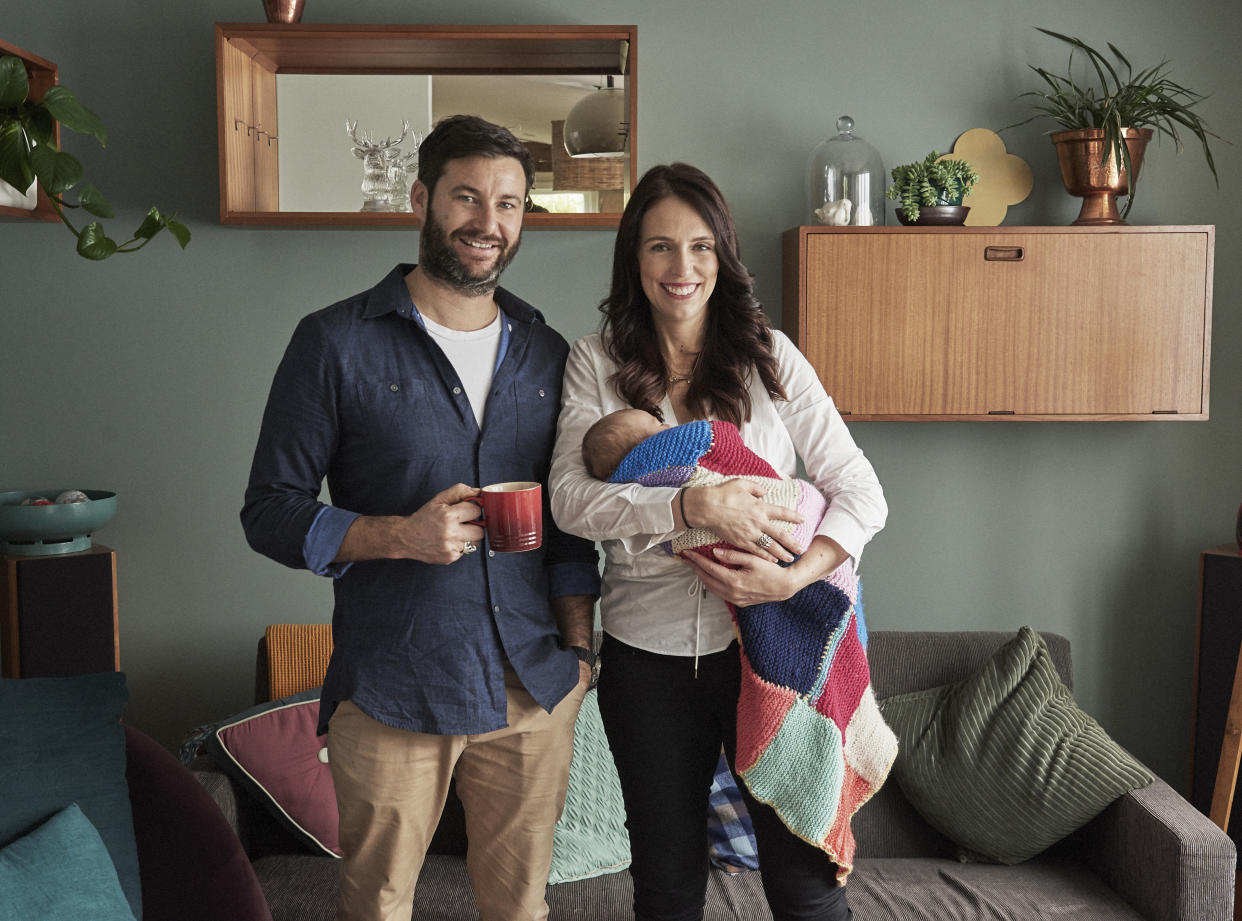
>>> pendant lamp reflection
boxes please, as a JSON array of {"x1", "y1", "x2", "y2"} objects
[{"x1": 563, "y1": 76, "x2": 628, "y2": 158}]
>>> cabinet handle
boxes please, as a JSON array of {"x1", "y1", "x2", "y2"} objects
[{"x1": 984, "y1": 246, "x2": 1024, "y2": 262}]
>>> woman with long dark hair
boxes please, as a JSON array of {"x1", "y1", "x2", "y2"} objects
[{"x1": 549, "y1": 163, "x2": 887, "y2": 921}]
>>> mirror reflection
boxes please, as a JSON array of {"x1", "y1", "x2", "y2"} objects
[
  {"x1": 276, "y1": 74, "x2": 629, "y2": 215},
  {"x1": 215, "y1": 24, "x2": 636, "y2": 227}
]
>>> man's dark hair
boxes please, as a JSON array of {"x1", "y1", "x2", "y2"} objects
[{"x1": 417, "y1": 115, "x2": 535, "y2": 196}]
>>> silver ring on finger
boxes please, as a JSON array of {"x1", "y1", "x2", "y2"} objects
[
  {"x1": 755, "y1": 533, "x2": 773, "y2": 550},
  {"x1": 462, "y1": 540, "x2": 477, "y2": 555}
]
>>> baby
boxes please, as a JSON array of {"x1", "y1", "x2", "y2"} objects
[
  {"x1": 581, "y1": 408, "x2": 669, "y2": 481},
  {"x1": 581, "y1": 408, "x2": 825, "y2": 561},
  {"x1": 580, "y1": 408, "x2": 896, "y2": 876}
]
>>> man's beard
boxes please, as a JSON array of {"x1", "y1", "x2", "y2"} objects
[{"x1": 419, "y1": 200, "x2": 521, "y2": 297}]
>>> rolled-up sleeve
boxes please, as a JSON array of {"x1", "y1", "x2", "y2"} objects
[{"x1": 241, "y1": 314, "x2": 343, "y2": 571}]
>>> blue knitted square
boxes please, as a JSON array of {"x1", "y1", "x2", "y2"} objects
[{"x1": 736, "y1": 581, "x2": 852, "y2": 695}]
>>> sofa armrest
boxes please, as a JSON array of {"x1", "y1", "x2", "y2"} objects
[
  {"x1": 1077, "y1": 776, "x2": 1235, "y2": 921},
  {"x1": 191, "y1": 758, "x2": 243, "y2": 837}
]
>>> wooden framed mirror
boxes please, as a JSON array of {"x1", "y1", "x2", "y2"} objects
[{"x1": 215, "y1": 23, "x2": 636, "y2": 228}]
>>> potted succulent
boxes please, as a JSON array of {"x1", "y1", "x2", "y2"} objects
[
  {"x1": 1007, "y1": 28, "x2": 1222, "y2": 224},
  {"x1": 0, "y1": 53, "x2": 189, "y2": 259},
  {"x1": 886, "y1": 151, "x2": 980, "y2": 225}
]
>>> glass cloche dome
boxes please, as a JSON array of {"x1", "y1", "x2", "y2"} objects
[{"x1": 805, "y1": 115, "x2": 886, "y2": 226}]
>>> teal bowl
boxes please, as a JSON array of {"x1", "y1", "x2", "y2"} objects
[{"x1": 0, "y1": 490, "x2": 117, "y2": 556}]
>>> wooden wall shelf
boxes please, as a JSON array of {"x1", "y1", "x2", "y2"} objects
[
  {"x1": 215, "y1": 23, "x2": 637, "y2": 228},
  {"x1": 0, "y1": 37, "x2": 61, "y2": 223},
  {"x1": 781, "y1": 225, "x2": 1214, "y2": 421}
]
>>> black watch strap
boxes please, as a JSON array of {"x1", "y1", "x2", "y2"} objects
[{"x1": 569, "y1": 645, "x2": 597, "y2": 669}]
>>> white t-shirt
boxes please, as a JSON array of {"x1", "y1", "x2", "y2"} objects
[
  {"x1": 549, "y1": 330, "x2": 887, "y2": 658},
  {"x1": 421, "y1": 310, "x2": 503, "y2": 426}
]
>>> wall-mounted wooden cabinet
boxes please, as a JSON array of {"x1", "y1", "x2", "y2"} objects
[{"x1": 781, "y1": 225, "x2": 1214, "y2": 421}]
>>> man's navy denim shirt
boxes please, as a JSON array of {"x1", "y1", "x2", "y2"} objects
[{"x1": 241, "y1": 265, "x2": 600, "y2": 736}]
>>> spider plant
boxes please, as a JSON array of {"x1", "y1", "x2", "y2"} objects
[{"x1": 1008, "y1": 28, "x2": 1222, "y2": 218}]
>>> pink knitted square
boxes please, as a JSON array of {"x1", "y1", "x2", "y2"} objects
[
  {"x1": 734, "y1": 653, "x2": 797, "y2": 774},
  {"x1": 812, "y1": 623, "x2": 869, "y2": 727}
]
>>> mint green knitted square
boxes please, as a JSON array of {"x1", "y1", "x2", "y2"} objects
[{"x1": 742, "y1": 698, "x2": 844, "y2": 844}]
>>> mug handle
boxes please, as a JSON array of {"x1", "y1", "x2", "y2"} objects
[{"x1": 466, "y1": 495, "x2": 486, "y2": 524}]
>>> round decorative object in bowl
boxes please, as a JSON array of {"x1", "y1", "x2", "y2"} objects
[{"x1": 0, "y1": 490, "x2": 117, "y2": 556}]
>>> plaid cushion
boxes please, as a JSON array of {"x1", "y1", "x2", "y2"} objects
[{"x1": 707, "y1": 753, "x2": 759, "y2": 873}]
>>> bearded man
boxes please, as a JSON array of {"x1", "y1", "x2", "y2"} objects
[{"x1": 241, "y1": 115, "x2": 599, "y2": 921}]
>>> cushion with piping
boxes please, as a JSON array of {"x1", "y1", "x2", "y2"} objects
[
  {"x1": 879, "y1": 626, "x2": 1152, "y2": 864},
  {"x1": 205, "y1": 688, "x2": 340, "y2": 857}
]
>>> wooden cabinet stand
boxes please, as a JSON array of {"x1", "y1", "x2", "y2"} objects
[
  {"x1": 781, "y1": 225, "x2": 1214, "y2": 421},
  {"x1": 0, "y1": 545, "x2": 119, "y2": 678}
]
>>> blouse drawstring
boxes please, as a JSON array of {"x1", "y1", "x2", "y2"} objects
[{"x1": 688, "y1": 577, "x2": 704, "y2": 677}]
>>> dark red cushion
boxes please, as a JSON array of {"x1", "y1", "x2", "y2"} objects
[{"x1": 205, "y1": 694, "x2": 340, "y2": 858}]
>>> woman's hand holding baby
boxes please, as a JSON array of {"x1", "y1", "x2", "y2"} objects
[
  {"x1": 682, "y1": 535, "x2": 850, "y2": 608},
  {"x1": 677, "y1": 480, "x2": 803, "y2": 564}
]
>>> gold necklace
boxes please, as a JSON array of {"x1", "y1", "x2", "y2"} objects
[{"x1": 666, "y1": 352, "x2": 700, "y2": 385}]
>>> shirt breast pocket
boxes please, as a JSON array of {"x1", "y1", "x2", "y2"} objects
[
  {"x1": 351, "y1": 378, "x2": 446, "y2": 458},
  {"x1": 512, "y1": 378, "x2": 558, "y2": 461}
]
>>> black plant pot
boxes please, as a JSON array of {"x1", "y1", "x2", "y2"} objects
[{"x1": 896, "y1": 205, "x2": 970, "y2": 226}]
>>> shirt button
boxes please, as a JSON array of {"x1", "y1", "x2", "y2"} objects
[
  {"x1": 493, "y1": 605, "x2": 500, "y2": 613},
  {"x1": 389, "y1": 383, "x2": 400, "y2": 392},
  {"x1": 538, "y1": 389, "x2": 545, "y2": 397},
  {"x1": 488, "y1": 550, "x2": 495, "y2": 557},
  {"x1": 453, "y1": 386, "x2": 462, "y2": 395}
]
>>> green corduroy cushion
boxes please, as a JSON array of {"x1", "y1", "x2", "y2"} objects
[{"x1": 879, "y1": 626, "x2": 1153, "y2": 864}]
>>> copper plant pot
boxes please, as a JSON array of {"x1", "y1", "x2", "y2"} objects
[
  {"x1": 262, "y1": 0, "x2": 305, "y2": 23},
  {"x1": 1052, "y1": 128, "x2": 1153, "y2": 226}
]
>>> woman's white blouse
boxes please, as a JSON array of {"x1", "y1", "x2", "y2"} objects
[{"x1": 549, "y1": 330, "x2": 887, "y2": 657}]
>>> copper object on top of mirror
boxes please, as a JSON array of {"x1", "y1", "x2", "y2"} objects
[{"x1": 262, "y1": 0, "x2": 305, "y2": 23}]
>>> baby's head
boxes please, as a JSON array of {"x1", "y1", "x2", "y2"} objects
[{"x1": 582, "y1": 409, "x2": 667, "y2": 480}]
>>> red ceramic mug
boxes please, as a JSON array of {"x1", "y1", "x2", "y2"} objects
[{"x1": 468, "y1": 481, "x2": 543, "y2": 552}]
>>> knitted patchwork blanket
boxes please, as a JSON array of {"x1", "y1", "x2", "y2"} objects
[{"x1": 611, "y1": 419, "x2": 897, "y2": 881}]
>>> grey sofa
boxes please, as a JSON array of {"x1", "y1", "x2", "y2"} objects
[{"x1": 193, "y1": 630, "x2": 1235, "y2": 920}]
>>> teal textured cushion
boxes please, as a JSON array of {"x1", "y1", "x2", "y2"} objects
[
  {"x1": 548, "y1": 688, "x2": 631, "y2": 883},
  {"x1": 0, "y1": 672, "x2": 140, "y2": 918},
  {"x1": 0, "y1": 803, "x2": 137, "y2": 921},
  {"x1": 879, "y1": 626, "x2": 1153, "y2": 864}
]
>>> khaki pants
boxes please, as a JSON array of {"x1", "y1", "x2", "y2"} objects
[{"x1": 327, "y1": 667, "x2": 586, "y2": 921}]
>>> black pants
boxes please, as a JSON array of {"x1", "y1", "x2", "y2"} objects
[{"x1": 596, "y1": 634, "x2": 851, "y2": 921}]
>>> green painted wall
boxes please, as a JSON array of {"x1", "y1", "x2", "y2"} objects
[{"x1": 3, "y1": 0, "x2": 1239, "y2": 791}]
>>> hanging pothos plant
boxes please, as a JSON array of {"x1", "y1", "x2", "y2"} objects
[{"x1": 0, "y1": 53, "x2": 190, "y2": 259}]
